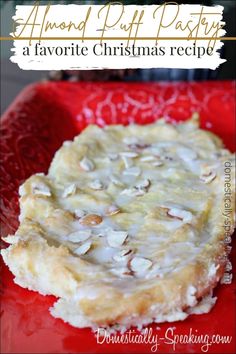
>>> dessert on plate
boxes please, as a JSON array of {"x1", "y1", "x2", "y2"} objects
[{"x1": 1, "y1": 116, "x2": 235, "y2": 330}]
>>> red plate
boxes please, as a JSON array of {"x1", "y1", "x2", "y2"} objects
[{"x1": 0, "y1": 81, "x2": 235, "y2": 353}]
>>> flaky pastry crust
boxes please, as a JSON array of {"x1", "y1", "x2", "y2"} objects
[{"x1": 1, "y1": 116, "x2": 235, "y2": 329}]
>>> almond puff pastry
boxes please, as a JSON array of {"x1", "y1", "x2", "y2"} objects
[{"x1": 1, "y1": 116, "x2": 235, "y2": 330}]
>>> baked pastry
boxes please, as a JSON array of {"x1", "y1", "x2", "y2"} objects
[{"x1": 1, "y1": 116, "x2": 235, "y2": 330}]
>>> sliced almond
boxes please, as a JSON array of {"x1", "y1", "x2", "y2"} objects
[
  {"x1": 121, "y1": 187, "x2": 145, "y2": 197},
  {"x1": 80, "y1": 157, "x2": 94, "y2": 172},
  {"x1": 121, "y1": 179, "x2": 150, "y2": 197},
  {"x1": 110, "y1": 175, "x2": 124, "y2": 187},
  {"x1": 120, "y1": 152, "x2": 139, "y2": 158},
  {"x1": 123, "y1": 136, "x2": 138, "y2": 145},
  {"x1": 129, "y1": 257, "x2": 153, "y2": 273},
  {"x1": 147, "y1": 146, "x2": 163, "y2": 157},
  {"x1": 89, "y1": 179, "x2": 104, "y2": 190},
  {"x1": 74, "y1": 240, "x2": 92, "y2": 255},
  {"x1": 32, "y1": 182, "x2": 51, "y2": 197},
  {"x1": 123, "y1": 167, "x2": 141, "y2": 177},
  {"x1": 62, "y1": 183, "x2": 76, "y2": 198},
  {"x1": 140, "y1": 155, "x2": 155, "y2": 162},
  {"x1": 167, "y1": 208, "x2": 193, "y2": 223},
  {"x1": 134, "y1": 188, "x2": 146, "y2": 196},
  {"x1": 105, "y1": 205, "x2": 120, "y2": 216},
  {"x1": 107, "y1": 230, "x2": 128, "y2": 248},
  {"x1": 135, "y1": 179, "x2": 151, "y2": 190},
  {"x1": 121, "y1": 156, "x2": 133, "y2": 169},
  {"x1": 128, "y1": 143, "x2": 150, "y2": 151},
  {"x1": 200, "y1": 171, "x2": 216, "y2": 184},
  {"x1": 67, "y1": 229, "x2": 91, "y2": 243},
  {"x1": 79, "y1": 214, "x2": 103, "y2": 226},
  {"x1": 176, "y1": 146, "x2": 197, "y2": 161},
  {"x1": 74, "y1": 209, "x2": 85, "y2": 219},
  {"x1": 152, "y1": 161, "x2": 164, "y2": 167},
  {"x1": 110, "y1": 267, "x2": 133, "y2": 278},
  {"x1": 120, "y1": 188, "x2": 134, "y2": 196},
  {"x1": 113, "y1": 249, "x2": 133, "y2": 262},
  {"x1": 107, "y1": 153, "x2": 119, "y2": 161}
]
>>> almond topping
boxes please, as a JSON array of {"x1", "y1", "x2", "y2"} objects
[
  {"x1": 113, "y1": 249, "x2": 133, "y2": 262},
  {"x1": 74, "y1": 209, "x2": 85, "y2": 219},
  {"x1": 67, "y1": 229, "x2": 91, "y2": 243},
  {"x1": 89, "y1": 179, "x2": 104, "y2": 190},
  {"x1": 74, "y1": 240, "x2": 92, "y2": 255},
  {"x1": 32, "y1": 182, "x2": 51, "y2": 197},
  {"x1": 135, "y1": 179, "x2": 151, "y2": 190},
  {"x1": 110, "y1": 267, "x2": 133, "y2": 278},
  {"x1": 200, "y1": 171, "x2": 216, "y2": 184},
  {"x1": 121, "y1": 187, "x2": 145, "y2": 197},
  {"x1": 120, "y1": 152, "x2": 139, "y2": 158},
  {"x1": 110, "y1": 175, "x2": 124, "y2": 186},
  {"x1": 80, "y1": 157, "x2": 94, "y2": 172},
  {"x1": 176, "y1": 146, "x2": 197, "y2": 161},
  {"x1": 129, "y1": 257, "x2": 153, "y2": 273},
  {"x1": 105, "y1": 205, "x2": 121, "y2": 216},
  {"x1": 121, "y1": 179, "x2": 150, "y2": 197},
  {"x1": 140, "y1": 155, "x2": 156, "y2": 162},
  {"x1": 107, "y1": 153, "x2": 119, "y2": 161},
  {"x1": 107, "y1": 230, "x2": 128, "y2": 248},
  {"x1": 167, "y1": 208, "x2": 193, "y2": 223},
  {"x1": 123, "y1": 136, "x2": 138, "y2": 145},
  {"x1": 79, "y1": 214, "x2": 103, "y2": 226},
  {"x1": 152, "y1": 161, "x2": 164, "y2": 167},
  {"x1": 122, "y1": 156, "x2": 133, "y2": 168},
  {"x1": 123, "y1": 167, "x2": 141, "y2": 177},
  {"x1": 129, "y1": 143, "x2": 150, "y2": 151},
  {"x1": 62, "y1": 183, "x2": 76, "y2": 198}
]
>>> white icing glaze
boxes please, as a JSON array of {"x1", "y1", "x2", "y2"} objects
[{"x1": 15, "y1": 119, "x2": 234, "y2": 299}]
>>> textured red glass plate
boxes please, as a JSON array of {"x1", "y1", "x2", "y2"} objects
[{"x1": 0, "y1": 81, "x2": 235, "y2": 354}]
